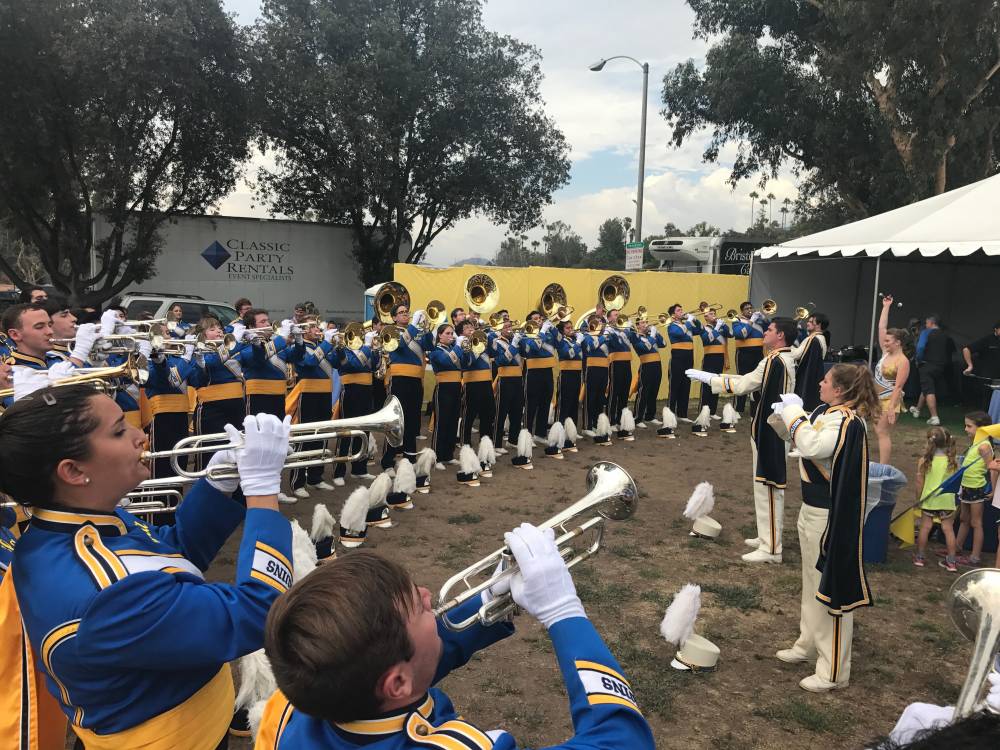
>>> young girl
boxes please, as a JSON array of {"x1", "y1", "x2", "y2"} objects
[
  {"x1": 912, "y1": 427, "x2": 959, "y2": 570},
  {"x1": 955, "y1": 411, "x2": 994, "y2": 566}
]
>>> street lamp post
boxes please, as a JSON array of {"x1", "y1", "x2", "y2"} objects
[{"x1": 590, "y1": 56, "x2": 649, "y2": 245}]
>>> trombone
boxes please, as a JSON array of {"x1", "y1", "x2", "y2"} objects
[
  {"x1": 692, "y1": 301, "x2": 723, "y2": 317},
  {"x1": 433, "y1": 462, "x2": 638, "y2": 631},
  {"x1": 793, "y1": 302, "x2": 816, "y2": 321},
  {"x1": 141, "y1": 396, "x2": 405, "y2": 480}
]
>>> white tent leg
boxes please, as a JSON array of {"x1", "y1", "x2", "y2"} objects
[{"x1": 867, "y1": 256, "x2": 881, "y2": 366}]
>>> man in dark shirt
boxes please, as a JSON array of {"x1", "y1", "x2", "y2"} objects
[
  {"x1": 911, "y1": 315, "x2": 953, "y2": 426},
  {"x1": 963, "y1": 321, "x2": 1000, "y2": 419}
]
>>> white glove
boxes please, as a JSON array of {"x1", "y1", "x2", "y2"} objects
[
  {"x1": 193, "y1": 351, "x2": 206, "y2": 369},
  {"x1": 137, "y1": 339, "x2": 152, "y2": 359},
  {"x1": 771, "y1": 401, "x2": 785, "y2": 417},
  {"x1": 456, "y1": 335, "x2": 468, "y2": 348},
  {"x1": 987, "y1": 670, "x2": 1000, "y2": 712},
  {"x1": 224, "y1": 414, "x2": 292, "y2": 496},
  {"x1": 363, "y1": 331, "x2": 376, "y2": 346},
  {"x1": 541, "y1": 320, "x2": 553, "y2": 333},
  {"x1": 183, "y1": 343, "x2": 195, "y2": 361},
  {"x1": 204, "y1": 449, "x2": 239, "y2": 494},
  {"x1": 504, "y1": 523, "x2": 585, "y2": 629},
  {"x1": 684, "y1": 368, "x2": 713, "y2": 385},
  {"x1": 69, "y1": 323, "x2": 100, "y2": 362},
  {"x1": 780, "y1": 392, "x2": 804, "y2": 410},
  {"x1": 511, "y1": 332, "x2": 522, "y2": 348},
  {"x1": 887, "y1": 703, "x2": 954, "y2": 745},
  {"x1": 100, "y1": 309, "x2": 122, "y2": 336},
  {"x1": 574, "y1": 332, "x2": 584, "y2": 344},
  {"x1": 278, "y1": 321, "x2": 292, "y2": 338},
  {"x1": 751, "y1": 311, "x2": 764, "y2": 323},
  {"x1": 411, "y1": 309, "x2": 426, "y2": 326},
  {"x1": 230, "y1": 322, "x2": 246, "y2": 340},
  {"x1": 323, "y1": 328, "x2": 337, "y2": 344},
  {"x1": 293, "y1": 331, "x2": 304, "y2": 345},
  {"x1": 714, "y1": 320, "x2": 725, "y2": 331},
  {"x1": 648, "y1": 325, "x2": 657, "y2": 337},
  {"x1": 685, "y1": 313, "x2": 695, "y2": 324}
]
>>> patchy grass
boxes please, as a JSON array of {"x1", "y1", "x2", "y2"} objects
[
  {"x1": 604, "y1": 628, "x2": 681, "y2": 720},
  {"x1": 576, "y1": 579, "x2": 636, "y2": 609},
  {"x1": 447, "y1": 512, "x2": 483, "y2": 525},
  {"x1": 608, "y1": 542, "x2": 650, "y2": 560},
  {"x1": 639, "y1": 590, "x2": 673, "y2": 610},
  {"x1": 910, "y1": 619, "x2": 951, "y2": 652},
  {"x1": 752, "y1": 698, "x2": 850, "y2": 733},
  {"x1": 478, "y1": 670, "x2": 523, "y2": 697},
  {"x1": 703, "y1": 582, "x2": 763, "y2": 612}
]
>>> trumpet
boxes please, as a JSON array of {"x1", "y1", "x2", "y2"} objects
[
  {"x1": 119, "y1": 317, "x2": 168, "y2": 331},
  {"x1": 141, "y1": 396, "x2": 405, "y2": 480},
  {"x1": 724, "y1": 309, "x2": 740, "y2": 324},
  {"x1": 149, "y1": 335, "x2": 190, "y2": 357},
  {"x1": 433, "y1": 462, "x2": 638, "y2": 631},
  {"x1": 948, "y1": 568, "x2": 1000, "y2": 719},
  {"x1": 760, "y1": 299, "x2": 777, "y2": 316},
  {"x1": 514, "y1": 319, "x2": 541, "y2": 339},
  {"x1": 195, "y1": 333, "x2": 239, "y2": 354},
  {"x1": 341, "y1": 322, "x2": 366, "y2": 350},
  {"x1": 793, "y1": 304, "x2": 815, "y2": 321}
]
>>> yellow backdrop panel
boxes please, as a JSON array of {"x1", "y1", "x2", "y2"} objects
[{"x1": 392, "y1": 264, "x2": 750, "y2": 404}]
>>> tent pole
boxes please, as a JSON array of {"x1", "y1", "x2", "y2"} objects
[{"x1": 867, "y1": 256, "x2": 881, "y2": 366}]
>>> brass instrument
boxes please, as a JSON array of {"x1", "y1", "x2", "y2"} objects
[
  {"x1": 342, "y1": 322, "x2": 366, "y2": 351},
  {"x1": 539, "y1": 283, "x2": 574, "y2": 323},
  {"x1": 793, "y1": 302, "x2": 815, "y2": 321},
  {"x1": 465, "y1": 273, "x2": 499, "y2": 315},
  {"x1": 433, "y1": 462, "x2": 638, "y2": 631},
  {"x1": 585, "y1": 314, "x2": 606, "y2": 334},
  {"x1": 460, "y1": 330, "x2": 489, "y2": 357},
  {"x1": 149, "y1": 334, "x2": 190, "y2": 357},
  {"x1": 948, "y1": 568, "x2": 1000, "y2": 719},
  {"x1": 694, "y1": 301, "x2": 722, "y2": 316},
  {"x1": 514, "y1": 319, "x2": 541, "y2": 339},
  {"x1": 486, "y1": 310, "x2": 508, "y2": 329},
  {"x1": 422, "y1": 300, "x2": 448, "y2": 332},
  {"x1": 36, "y1": 354, "x2": 150, "y2": 393},
  {"x1": 575, "y1": 275, "x2": 630, "y2": 329},
  {"x1": 725, "y1": 309, "x2": 740, "y2": 324},
  {"x1": 374, "y1": 325, "x2": 402, "y2": 379},
  {"x1": 373, "y1": 282, "x2": 410, "y2": 325},
  {"x1": 760, "y1": 299, "x2": 777, "y2": 315},
  {"x1": 142, "y1": 396, "x2": 405, "y2": 480},
  {"x1": 195, "y1": 331, "x2": 238, "y2": 354},
  {"x1": 119, "y1": 317, "x2": 168, "y2": 331}
]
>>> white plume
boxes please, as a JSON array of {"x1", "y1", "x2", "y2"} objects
[
  {"x1": 459, "y1": 444, "x2": 480, "y2": 474},
  {"x1": 620, "y1": 407, "x2": 635, "y2": 432},
  {"x1": 661, "y1": 407, "x2": 677, "y2": 430},
  {"x1": 366, "y1": 434, "x2": 377, "y2": 461},
  {"x1": 596, "y1": 413, "x2": 611, "y2": 437},
  {"x1": 564, "y1": 417, "x2": 578, "y2": 443},
  {"x1": 477, "y1": 435, "x2": 496, "y2": 465},
  {"x1": 290, "y1": 520, "x2": 318, "y2": 581},
  {"x1": 694, "y1": 405, "x2": 711, "y2": 429},
  {"x1": 516, "y1": 428, "x2": 534, "y2": 458},
  {"x1": 683, "y1": 482, "x2": 715, "y2": 520},
  {"x1": 235, "y1": 649, "x2": 275, "y2": 714},
  {"x1": 310, "y1": 504, "x2": 336, "y2": 543},
  {"x1": 548, "y1": 402, "x2": 555, "y2": 423},
  {"x1": 340, "y1": 488, "x2": 369, "y2": 533},
  {"x1": 393, "y1": 458, "x2": 417, "y2": 494},
  {"x1": 248, "y1": 698, "x2": 267, "y2": 742},
  {"x1": 368, "y1": 472, "x2": 393, "y2": 508},
  {"x1": 415, "y1": 448, "x2": 436, "y2": 476},
  {"x1": 547, "y1": 421, "x2": 565, "y2": 448},
  {"x1": 660, "y1": 584, "x2": 702, "y2": 646},
  {"x1": 722, "y1": 402, "x2": 740, "y2": 425}
]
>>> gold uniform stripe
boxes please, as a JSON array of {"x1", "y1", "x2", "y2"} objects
[
  {"x1": 574, "y1": 660, "x2": 631, "y2": 688},
  {"x1": 32, "y1": 508, "x2": 128, "y2": 535},
  {"x1": 336, "y1": 695, "x2": 435, "y2": 735},
  {"x1": 249, "y1": 570, "x2": 288, "y2": 593},
  {"x1": 40, "y1": 620, "x2": 82, "y2": 724},
  {"x1": 587, "y1": 694, "x2": 641, "y2": 712},
  {"x1": 115, "y1": 549, "x2": 184, "y2": 558},
  {"x1": 405, "y1": 714, "x2": 484, "y2": 750},
  {"x1": 255, "y1": 541, "x2": 292, "y2": 570}
]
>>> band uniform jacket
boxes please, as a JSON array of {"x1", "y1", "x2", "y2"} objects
[
  {"x1": 784, "y1": 404, "x2": 873, "y2": 613},
  {"x1": 791, "y1": 333, "x2": 828, "y2": 411},
  {"x1": 666, "y1": 318, "x2": 701, "y2": 346},
  {"x1": 10, "y1": 350, "x2": 67, "y2": 400},
  {"x1": 11, "y1": 480, "x2": 293, "y2": 749},
  {"x1": 256, "y1": 597, "x2": 655, "y2": 750},
  {"x1": 627, "y1": 329, "x2": 665, "y2": 355},
  {"x1": 710, "y1": 348, "x2": 795, "y2": 486}
]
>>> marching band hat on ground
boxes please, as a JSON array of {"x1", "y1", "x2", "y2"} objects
[
  {"x1": 670, "y1": 634, "x2": 720, "y2": 672},
  {"x1": 690, "y1": 516, "x2": 722, "y2": 539}
]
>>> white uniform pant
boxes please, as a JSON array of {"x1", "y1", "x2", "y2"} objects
[
  {"x1": 750, "y1": 441, "x2": 784, "y2": 554},
  {"x1": 791, "y1": 503, "x2": 854, "y2": 684}
]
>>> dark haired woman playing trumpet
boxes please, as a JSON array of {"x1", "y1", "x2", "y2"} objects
[{"x1": 0, "y1": 385, "x2": 292, "y2": 749}]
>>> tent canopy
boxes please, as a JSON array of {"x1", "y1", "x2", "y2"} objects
[{"x1": 758, "y1": 173, "x2": 1000, "y2": 259}]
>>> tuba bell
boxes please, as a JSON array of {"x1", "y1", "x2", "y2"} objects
[
  {"x1": 422, "y1": 300, "x2": 448, "y2": 332},
  {"x1": 539, "y1": 283, "x2": 573, "y2": 323},
  {"x1": 760, "y1": 299, "x2": 777, "y2": 316},
  {"x1": 599, "y1": 274, "x2": 630, "y2": 312},
  {"x1": 948, "y1": 568, "x2": 1000, "y2": 719},
  {"x1": 465, "y1": 273, "x2": 499, "y2": 315},
  {"x1": 373, "y1": 282, "x2": 410, "y2": 325}
]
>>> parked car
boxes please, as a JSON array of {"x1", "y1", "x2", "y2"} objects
[{"x1": 119, "y1": 292, "x2": 238, "y2": 326}]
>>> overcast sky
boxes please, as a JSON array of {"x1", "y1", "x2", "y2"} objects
[{"x1": 220, "y1": 0, "x2": 797, "y2": 264}]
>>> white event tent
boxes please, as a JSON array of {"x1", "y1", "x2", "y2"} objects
[{"x1": 751, "y1": 173, "x2": 1000, "y2": 361}]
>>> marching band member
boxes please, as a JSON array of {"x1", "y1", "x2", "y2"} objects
[
  {"x1": 697, "y1": 308, "x2": 730, "y2": 418},
  {"x1": 289, "y1": 321, "x2": 338, "y2": 498},
  {"x1": 367, "y1": 317, "x2": 388, "y2": 408},
  {"x1": 4, "y1": 303, "x2": 98, "y2": 399},
  {"x1": 380, "y1": 303, "x2": 427, "y2": 470},
  {"x1": 42, "y1": 297, "x2": 78, "y2": 359},
  {"x1": 791, "y1": 312, "x2": 830, "y2": 411},
  {"x1": 605, "y1": 310, "x2": 633, "y2": 429},
  {"x1": 628, "y1": 317, "x2": 664, "y2": 427},
  {"x1": 96, "y1": 305, "x2": 146, "y2": 429},
  {"x1": 333, "y1": 327, "x2": 377, "y2": 486},
  {"x1": 0, "y1": 356, "x2": 13, "y2": 411},
  {"x1": 773, "y1": 365, "x2": 880, "y2": 692},
  {"x1": 520, "y1": 311, "x2": 557, "y2": 442},
  {"x1": 581, "y1": 316, "x2": 610, "y2": 437},
  {"x1": 427, "y1": 322, "x2": 464, "y2": 467},
  {"x1": 256, "y1": 528, "x2": 655, "y2": 750},
  {"x1": 665, "y1": 304, "x2": 701, "y2": 420},
  {"x1": 0, "y1": 385, "x2": 293, "y2": 750},
  {"x1": 145, "y1": 338, "x2": 198, "y2": 481},
  {"x1": 731, "y1": 302, "x2": 767, "y2": 414},
  {"x1": 687, "y1": 318, "x2": 798, "y2": 563},
  {"x1": 490, "y1": 318, "x2": 525, "y2": 452},
  {"x1": 166, "y1": 303, "x2": 192, "y2": 338},
  {"x1": 555, "y1": 318, "x2": 584, "y2": 428},
  {"x1": 458, "y1": 320, "x2": 495, "y2": 448},
  {"x1": 226, "y1": 297, "x2": 253, "y2": 341},
  {"x1": 192, "y1": 316, "x2": 248, "y2": 466},
  {"x1": 238, "y1": 309, "x2": 305, "y2": 420}
]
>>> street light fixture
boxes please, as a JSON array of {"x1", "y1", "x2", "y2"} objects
[{"x1": 589, "y1": 55, "x2": 649, "y2": 244}]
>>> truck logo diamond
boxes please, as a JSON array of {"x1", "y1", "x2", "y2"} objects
[{"x1": 201, "y1": 241, "x2": 231, "y2": 270}]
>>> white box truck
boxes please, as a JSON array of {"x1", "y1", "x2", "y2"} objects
[{"x1": 94, "y1": 213, "x2": 410, "y2": 323}]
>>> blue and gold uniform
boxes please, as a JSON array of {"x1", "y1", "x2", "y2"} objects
[
  {"x1": 731, "y1": 315, "x2": 766, "y2": 414},
  {"x1": 627, "y1": 327, "x2": 664, "y2": 423},
  {"x1": 256, "y1": 597, "x2": 654, "y2": 750},
  {"x1": 145, "y1": 353, "x2": 198, "y2": 481},
  {"x1": 519, "y1": 327, "x2": 557, "y2": 439},
  {"x1": 604, "y1": 326, "x2": 632, "y2": 428},
  {"x1": 582, "y1": 331, "x2": 609, "y2": 432},
  {"x1": 238, "y1": 335, "x2": 304, "y2": 419},
  {"x1": 10, "y1": 350, "x2": 66, "y2": 401},
  {"x1": 666, "y1": 317, "x2": 701, "y2": 419},
  {"x1": 335, "y1": 345, "x2": 377, "y2": 480},
  {"x1": 289, "y1": 341, "x2": 337, "y2": 490},
  {"x1": 12, "y1": 480, "x2": 292, "y2": 749},
  {"x1": 192, "y1": 346, "x2": 247, "y2": 468},
  {"x1": 381, "y1": 323, "x2": 428, "y2": 469},
  {"x1": 427, "y1": 342, "x2": 464, "y2": 462},
  {"x1": 697, "y1": 321, "x2": 729, "y2": 416},
  {"x1": 490, "y1": 332, "x2": 524, "y2": 447},
  {"x1": 555, "y1": 329, "x2": 584, "y2": 427},
  {"x1": 460, "y1": 339, "x2": 494, "y2": 447}
]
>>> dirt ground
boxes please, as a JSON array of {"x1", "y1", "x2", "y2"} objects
[{"x1": 205, "y1": 406, "x2": 980, "y2": 750}]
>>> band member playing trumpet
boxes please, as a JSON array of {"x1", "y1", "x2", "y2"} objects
[
  {"x1": 192, "y1": 317, "x2": 248, "y2": 467},
  {"x1": 458, "y1": 321, "x2": 495, "y2": 448},
  {"x1": 772, "y1": 365, "x2": 879, "y2": 692},
  {"x1": 237, "y1": 310, "x2": 304, "y2": 427},
  {"x1": 520, "y1": 311, "x2": 556, "y2": 441},
  {"x1": 289, "y1": 321, "x2": 339, "y2": 498},
  {"x1": 666, "y1": 304, "x2": 701, "y2": 420},
  {"x1": 366, "y1": 317, "x2": 388, "y2": 408},
  {"x1": 490, "y1": 319, "x2": 525, "y2": 451},
  {"x1": 427, "y1": 323, "x2": 464, "y2": 466},
  {"x1": 791, "y1": 312, "x2": 830, "y2": 411},
  {"x1": 4, "y1": 303, "x2": 98, "y2": 399},
  {"x1": 145, "y1": 337, "x2": 198, "y2": 482},
  {"x1": 628, "y1": 317, "x2": 664, "y2": 426},
  {"x1": 697, "y1": 308, "x2": 730, "y2": 418},
  {"x1": 555, "y1": 319, "x2": 584, "y2": 427},
  {"x1": 687, "y1": 318, "x2": 797, "y2": 563},
  {"x1": 605, "y1": 310, "x2": 633, "y2": 428},
  {"x1": 333, "y1": 326, "x2": 378, "y2": 486},
  {"x1": 256, "y1": 528, "x2": 655, "y2": 749},
  {"x1": 0, "y1": 385, "x2": 293, "y2": 750},
  {"x1": 581, "y1": 316, "x2": 610, "y2": 436},
  {"x1": 381, "y1": 303, "x2": 427, "y2": 470},
  {"x1": 732, "y1": 301, "x2": 767, "y2": 414}
]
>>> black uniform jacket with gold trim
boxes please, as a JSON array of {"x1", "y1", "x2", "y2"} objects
[
  {"x1": 11, "y1": 480, "x2": 292, "y2": 747},
  {"x1": 257, "y1": 604, "x2": 655, "y2": 750}
]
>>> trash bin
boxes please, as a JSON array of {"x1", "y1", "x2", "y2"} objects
[{"x1": 863, "y1": 463, "x2": 907, "y2": 564}]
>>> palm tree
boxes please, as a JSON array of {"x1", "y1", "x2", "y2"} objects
[
  {"x1": 780, "y1": 206, "x2": 789, "y2": 229},
  {"x1": 759, "y1": 198, "x2": 768, "y2": 227},
  {"x1": 766, "y1": 192, "x2": 776, "y2": 225},
  {"x1": 748, "y1": 191, "x2": 759, "y2": 229}
]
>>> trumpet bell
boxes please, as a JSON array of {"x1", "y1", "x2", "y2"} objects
[
  {"x1": 761, "y1": 299, "x2": 777, "y2": 315},
  {"x1": 343, "y1": 322, "x2": 366, "y2": 350},
  {"x1": 598, "y1": 275, "x2": 630, "y2": 312},
  {"x1": 465, "y1": 273, "x2": 499, "y2": 314},
  {"x1": 794, "y1": 306, "x2": 811, "y2": 321}
]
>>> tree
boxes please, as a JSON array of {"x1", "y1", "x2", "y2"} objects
[
  {"x1": 747, "y1": 191, "x2": 759, "y2": 229},
  {"x1": 543, "y1": 221, "x2": 587, "y2": 268},
  {"x1": 584, "y1": 218, "x2": 629, "y2": 270},
  {"x1": 687, "y1": 221, "x2": 721, "y2": 237},
  {"x1": 0, "y1": 0, "x2": 253, "y2": 305},
  {"x1": 662, "y1": 1, "x2": 1000, "y2": 229},
  {"x1": 662, "y1": 222, "x2": 683, "y2": 236},
  {"x1": 253, "y1": 0, "x2": 571, "y2": 288}
]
